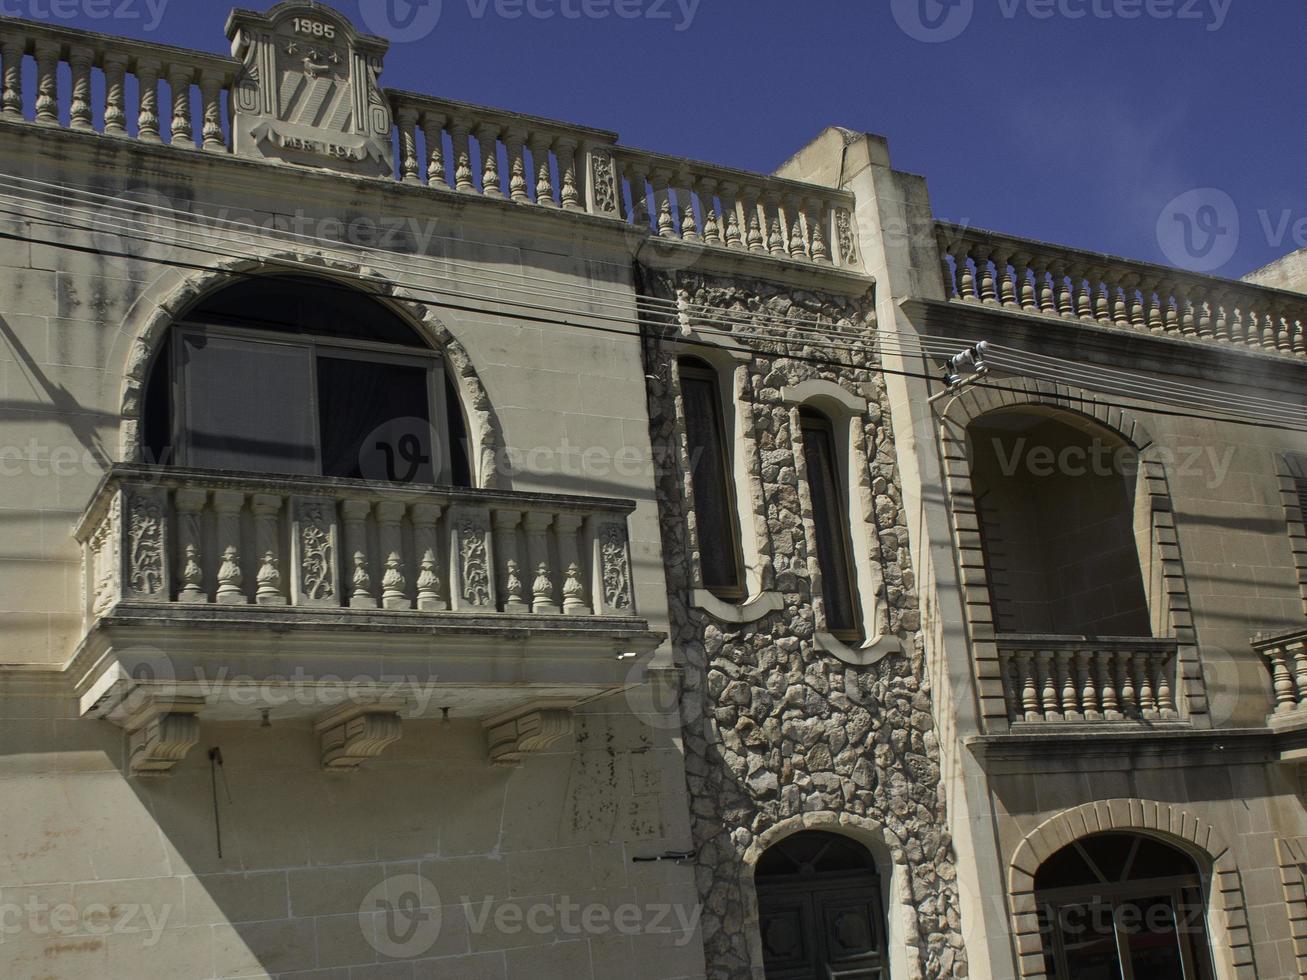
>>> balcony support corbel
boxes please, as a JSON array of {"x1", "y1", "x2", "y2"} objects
[
  {"x1": 315, "y1": 702, "x2": 406, "y2": 771},
  {"x1": 484, "y1": 702, "x2": 575, "y2": 767},
  {"x1": 123, "y1": 695, "x2": 205, "y2": 776}
]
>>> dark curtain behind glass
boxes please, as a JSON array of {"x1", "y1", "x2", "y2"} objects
[
  {"x1": 801, "y1": 419, "x2": 859, "y2": 636},
  {"x1": 681, "y1": 372, "x2": 741, "y2": 595},
  {"x1": 317, "y1": 357, "x2": 435, "y2": 483}
]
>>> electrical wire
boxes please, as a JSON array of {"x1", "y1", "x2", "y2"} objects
[{"x1": 1, "y1": 175, "x2": 1304, "y2": 433}]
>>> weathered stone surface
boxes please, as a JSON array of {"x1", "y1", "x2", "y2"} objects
[{"x1": 641, "y1": 269, "x2": 966, "y2": 979}]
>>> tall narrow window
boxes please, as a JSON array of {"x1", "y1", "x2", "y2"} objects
[
  {"x1": 679, "y1": 358, "x2": 744, "y2": 599},
  {"x1": 800, "y1": 408, "x2": 860, "y2": 640}
]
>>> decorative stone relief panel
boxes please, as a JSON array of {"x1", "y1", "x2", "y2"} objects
[
  {"x1": 123, "y1": 488, "x2": 168, "y2": 601},
  {"x1": 291, "y1": 496, "x2": 338, "y2": 607},
  {"x1": 227, "y1": 3, "x2": 394, "y2": 177},
  {"x1": 640, "y1": 269, "x2": 964, "y2": 979}
]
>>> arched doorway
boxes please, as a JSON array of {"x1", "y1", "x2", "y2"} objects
[
  {"x1": 1035, "y1": 833, "x2": 1216, "y2": 979},
  {"x1": 755, "y1": 831, "x2": 889, "y2": 978}
]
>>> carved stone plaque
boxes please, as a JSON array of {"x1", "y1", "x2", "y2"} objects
[{"x1": 226, "y1": 2, "x2": 394, "y2": 177}]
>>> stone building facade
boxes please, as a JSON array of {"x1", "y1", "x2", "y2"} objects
[{"x1": 0, "y1": 4, "x2": 1306, "y2": 980}]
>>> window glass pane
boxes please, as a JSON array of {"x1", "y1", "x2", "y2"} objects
[
  {"x1": 180, "y1": 333, "x2": 317, "y2": 474},
  {"x1": 317, "y1": 356, "x2": 436, "y2": 483},
  {"x1": 681, "y1": 370, "x2": 741, "y2": 594},
  {"x1": 1119, "y1": 895, "x2": 1187, "y2": 980},
  {"x1": 801, "y1": 418, "x2": 858, "y2": 636},
  {"x1": 1053, "y1": 902, "x2": 1122, "y2": 980}
]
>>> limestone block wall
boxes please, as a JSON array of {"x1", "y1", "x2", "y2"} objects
[
  {"x1": 0, "y1": 124, "x2": 704, "y2": 978},
  {"x1": 640, "y1": 268, "x2": 968, "y2": 979}
]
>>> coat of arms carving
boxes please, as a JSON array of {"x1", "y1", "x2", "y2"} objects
[{"x1": 226, "y1": 2, "x2": 395, "y2": 177}]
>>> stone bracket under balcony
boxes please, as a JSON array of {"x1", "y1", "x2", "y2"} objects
[{"x1": 70, "y1": 467, "x2": 662, "y2": 759}]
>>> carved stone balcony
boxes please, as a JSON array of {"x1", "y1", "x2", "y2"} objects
[
  {"x1": 1254, "y1": 626, "x2": 1307, "y2": 762},
  {"x1": 997, "y1": 635, "x2": 1183, "y2": 729},
  {"x1": 71, "y1": 466, "x2": 658, "y2": 772}
]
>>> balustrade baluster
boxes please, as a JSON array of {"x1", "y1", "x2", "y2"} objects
[
  {"x1": 1053, "y1": 264, "x2": 1075, "y2": 318},
  {"x1": 34, "y1": 42, "x2": 59, "y2": 125},
  {"x1": 451, "y1": 121, "x2": 475, "y2": 192},
  {"x1": 493, "y1": 510, "x2": 529, "y2": 614},
  {"x1": 477, "y1": 123, "x2": 503, "y2": 198},
  {"x1": 1058, "y1": 650, "x2": 1082, "y2": 721},
  {"x1": 136, "y1": 58, "x2": 161, "y2": 142},
  {"x1": 997, "y1": 252, "x2": 1018, "y2": 308},
  {"x1": 1156, "y1": 652, "x2": 1177, "y2": 719},
  {"x1": 376, "y1": 502, "x2": 409, "y2": 610},
  {"x1": 1017, "y1": 651, "x2": 1040, "y2": 722},
  {"x1": 422, "y1": 112, "x2": 448, "y2": 189},
  {"x1": 524, "y1": 513, "x2": 558, "y2": 614},
  {"x1": 0, "y1": 40, "x2": 23, "y2": 118},
  {"x1": 213, "y1": 492, "x2": 247, "y2": 605},
  {"x1": 69, "y1": 46, "x2": 94, "y2": 130},
  {"x1": 1179, "y1": 297, "x2": 1196, "y2": 338},
  {"x1": 1136, "y1": 651, "x2": 1157, "y2": 719},
  {"x1": 1000, "y1": 651, "x2": 1019, "y2": 723},
  {"x1": 557, "y1": 137, "x2": 582, "y2": 211},
  {"x1": 958, "y1": 251, "x2": 979, "y2": 302},
  {"x1": 175, "y1": 489, "x2": 208, "y2": 603},
  {"x1": 720, "y1": 182, "x2": 744, "y2": 249},
  {"x1": 766, "y1": 196, "x2": 786, "y2": 258},
  {"x1": 1212, "y1": 296, "x2": 1230, "y2": 343},
  {"x1": 1270, "y1": 647, "x2": 1298, "y2": 713},
  {"x1": 1079, "y1": 650, "x2": 1100, "y2": 721},
  {"x1": 252, "y1": 495, "x2": 286, "y2": 606},
  {"x1": 199, "y1": 73, "x2": 224, "y2": 152},
  {"x1": 680, "y1": 181, "x2": 701, "y2": 243},
  {"x1": 1036, "y1": 264, "x2": 1057, "y2": 314},
  {"x1": 503, "y1": 127, "x2": 529, "y2": 202},
  {"x1": 103, "y1": 53, "x2": 128, "y2": 136},
  {"x1": 398, "y1": 106, "x2": 421, "y2": 183},
  {"x1": 168, "y1": 65, "x2": 193, "y2": 147},
  {"x1": 977, "y1": 248, "x2": 998, "y2": 304},
  {"x1": 410, "y1": 503, "x2": 445, "y2": 611},
  {"x1": 555, "y1": 514, "x2": 588, "y2": 615},
  {"x1": 1290, "y1": 643, "x2": 1307, "y2": 707},
  {"x1": 652, "y1": 170, "x2": 674, "y2": 238},
  {"x1": 744, "y1": 189, "x2": 766, "y2": 253},
  {"x1": 531, "y1": 134, "x2": 556, "y2": 206},
  {"x1": 1039, "y1": 651, "x2": 1062, "y2": 722},
  {"x1": 341, "y1": 500, "x2": 376, "y2": 609},
  {"x1": 1117, "y1": 655, "x2": 1137, "y2": 718},
  {"x1": 809, "y1": 200, "x2": 829, "y2": 263},
  {"x1": 1099, "y1": 651, "x2": 1121, "y2": 720},
  {"x1": 1075, "y1": 274, "x2": 1095, "y2": 320}
]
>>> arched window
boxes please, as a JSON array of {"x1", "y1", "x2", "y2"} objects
[
  {"x1": 142, "y1": 275, "x2": 471, "y2": 486},
  {"x1": 679, "y1": 356, "x2": 745, "y2": 599},
  {"x1": 1035, "y1": 833, "x2": 1215, "y2": 979},
  {"x1": 800, "y1": 407, "x2": 861, "y2": 641},
  {"x1": 967, "y1": 408, "x2": 1150, "y2": 636},
  {"x1": 756, "y1": 831, "x2": 888, "y2": 979}
]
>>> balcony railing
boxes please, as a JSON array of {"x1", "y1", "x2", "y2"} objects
[
  {"x1": 0, "y1": 18, "x2": 241, "y2": 152},
  {"x1": 997, "y1": 635, "x2": 1181, "y2": 726},
  {"x1": 938, "y1": 223, "x2": 1307, "y2": 360},
  {"x1": 0, "y1": 14, "x2": 856, "y2": 272},
  {"x1": 75, "y1": 466, "x2": 638, "y2": 621}
]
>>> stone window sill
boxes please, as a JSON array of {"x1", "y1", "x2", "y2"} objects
[
  {"x1": 691, "y1": 589, "x2": 785, "y2": 625},
  {"x1": 815, "y1": 631, "x2": 905, "y2": 667}
]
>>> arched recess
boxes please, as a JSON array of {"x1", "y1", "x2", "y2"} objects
[
  {"x1": 1007, "y1": 799, "x2": 1254, "y2": 980},
  {"x1": 111, "y1": 254, "x2": 508, "y2": 489},
  {"x1": 935, "y1": 380, "x2": 1207, "y2": 731},
  {"x1": 742, "y1": 812, "x2": 917, "y2": 980},
  {"x1": 781, "y1": 378, "x2": 907, "y2": 667}
]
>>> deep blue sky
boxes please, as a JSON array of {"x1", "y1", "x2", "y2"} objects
[{"x1": 25, "y1": 0, "x2": 1304, "y2": 278}]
